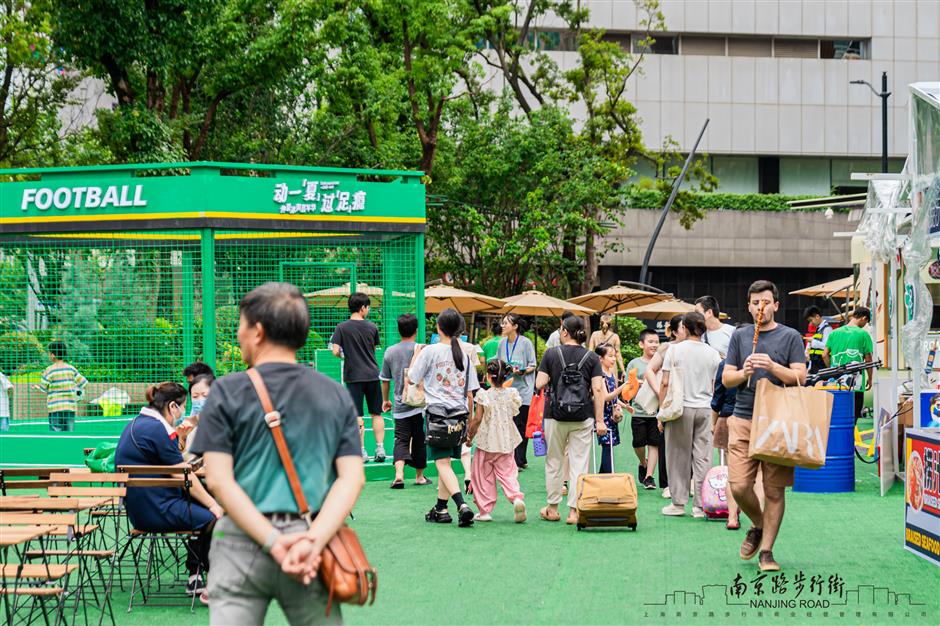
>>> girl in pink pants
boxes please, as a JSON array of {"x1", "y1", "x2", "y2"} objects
[{"x1": 466, "y1": 360, "x2": 526, "y2": 523}]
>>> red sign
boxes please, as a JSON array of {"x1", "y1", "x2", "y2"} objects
[{"x1": 905, "y1": 429, "x2": 940, "y2": 566}]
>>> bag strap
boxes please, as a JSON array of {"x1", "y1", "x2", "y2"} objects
[{"x1": 246, "y1": 368, "x2": 311, "y2": 518}]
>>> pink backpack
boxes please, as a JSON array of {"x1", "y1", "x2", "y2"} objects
[{"x1": 701, "y1": 462, "x2": 729, "y2": 520}]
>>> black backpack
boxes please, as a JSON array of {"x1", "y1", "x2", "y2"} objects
[{"x1": 549, "y1": 346, "x2": 592, "y2": 421}]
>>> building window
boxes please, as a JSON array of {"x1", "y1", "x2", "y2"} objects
[
  {"x1": 601, "y1": 32, "x2": 632, "y2": 51},
  {"x1": 758, "y1": 157, "x2": 780, "y2": 194},
  {"x1": 773, "y1": 38, "x2": 819, "y2": 58},
  {"x1": 632, "y1": 33, "x2": 678, "y2": 55},
  {"x1": 728, "y1": 37, "x2": 772, "y2": 57},
  {"x1": 535, "y1": 30, "x2": 579, "y2": 51},
  {"x1": 681, "y1": 35, "x2": 726, "y2": 56},
  {"x1": 820, "y1": 39, "x2": 868, "y2": 60}
]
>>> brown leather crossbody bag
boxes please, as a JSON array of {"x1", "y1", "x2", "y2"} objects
[{"x1": 247, "y1": 368, "x2": 377, "y2": 616}]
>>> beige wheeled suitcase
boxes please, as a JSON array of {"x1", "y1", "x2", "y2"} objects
[{"x1": 576, "y1": 440, "x2": 638, "y2": 531}]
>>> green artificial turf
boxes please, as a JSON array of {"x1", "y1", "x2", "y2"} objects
[{"x1": 50, "y1": 447, "x2": 940, "y2": 625}]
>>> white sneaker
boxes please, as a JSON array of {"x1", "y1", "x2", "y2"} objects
[
  {"x1": 373, "y1": 445, "x2": 386, "y2": 463},
  {"x1": 361, "y1": 447, "x2": 369, "y2": 462},
  {"x1": 662, "y1": 487, "x2": 671, "y2": 499},
  {"x1": 691, "y1": 506, "x2": 706, "y2": 519},
  {"x1": 513, "y1": 499, "x2": 527, "y2": 523},
  {"x1": 473, "y1": 512, "x2": 493, "y2": 522},
  {"x1": 662, "y1": 504, "x2": 686, "y2": 516}
]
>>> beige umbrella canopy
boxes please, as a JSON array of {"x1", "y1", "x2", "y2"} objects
[
  {"x1": 568, "y1": 285, "x2": 672, "y2": 314},
  {"x1": 424, "y1": 285, "x2": 505, "y2": 314},
  {"x1": 305, "y1": 282, "x2": 400, "y2": 308},
  {"x1": 790, "y1": 276, "x2": 858, "y2": 299},
  {"x1": 614, "y1": 299, "x2": 696, "y2": 321},
  {"x1": 500, "y1": 290, "x2": 596, "y2": 317}
]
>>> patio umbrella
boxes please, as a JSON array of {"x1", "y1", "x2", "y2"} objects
[
  {"x1": 614, "y1": 299, "x2": 696, "y2": 321},
  {"x1": 500, "y1": 290, "x2": 596, "y2": 317},
  {"x1": 790, "y1": 276, "x2": 858, "y2": 299},
  {"x1": 567, "y1": 285, "x2": 671, "y2": 314},
  {"x1": 424, "y1": 285, "x2": 505, "y2": 314},
  {"x1": 305, "y1": 282, "x2": 392, "y2": 308}
]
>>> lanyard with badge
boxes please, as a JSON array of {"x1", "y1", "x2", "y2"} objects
[{"x1": 505, "y1": 335, "x2": 520, "y2": 365}]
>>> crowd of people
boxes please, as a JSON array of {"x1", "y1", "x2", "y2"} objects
[{"x1": 0, "y1": 276, "x2": 878, "y2": 622}]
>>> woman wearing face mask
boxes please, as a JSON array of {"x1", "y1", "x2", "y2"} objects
[
  {"x1": 178, "y1": 374, "x2": 214, "y2": 462},
  {"x1": 115, "y1": 382, "x2": 222, "y2": 602}
]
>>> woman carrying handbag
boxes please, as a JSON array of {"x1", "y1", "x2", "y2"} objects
[
  {"x1": 406, "y1": 308, "x2": 480, "y2": 528},
  {"x1": 658, "y1": 312, "x2": 721, "y2": 519}
]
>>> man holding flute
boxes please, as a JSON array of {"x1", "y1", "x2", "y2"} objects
[{"x1": 723, "y1": 280, "x2": 807, "y2": 573}]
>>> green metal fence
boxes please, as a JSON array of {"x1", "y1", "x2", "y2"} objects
[
  {"x1": 0, "y1": 163, "x2": 426, "y2": 447},
  {"x1": 0, "y1": 230, "x2": 421, "y2": 424}
]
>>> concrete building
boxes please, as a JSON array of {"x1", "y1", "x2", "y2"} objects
[
  {"x1": 497, "y1": 0, "x2": 934, "y2": 325},
  {"x1": 523, "y1": 0, "x2": 934, "y2": 194}
]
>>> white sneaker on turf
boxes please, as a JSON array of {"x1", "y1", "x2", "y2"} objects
[
  {"x1": 662, "y1": 504, "x2": 686, "y2": 516},
  {"x1": 513, "y1": 499, "x2": 527, "y2": 523},
  {"x1": 474, "y1": 512, "x2": 493, "y2": 522},
  {"x1": 662, "y1": 487, "x2": 671, "y2": 499},
  {"x1": 691, "y1": 506, "x2": 706, "y2": 519}
]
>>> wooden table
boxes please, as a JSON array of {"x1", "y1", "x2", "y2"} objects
[
  {"x1": 0, "y1": 525, "x2": 55, "y2": 624},
  {"x1": 0, "y1": 497, "x2": 111, "y2": 512}
]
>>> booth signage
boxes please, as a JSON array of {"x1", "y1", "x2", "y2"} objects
[
  {"x1": 21, "y1": 185, "x2": 147, "y2": 211},
  {"x1": 905, "y1": 429, "x2": 940, "y2": 566},
  {"x1": 0, "y1": 163, "x2": 425, "y2": 234}
]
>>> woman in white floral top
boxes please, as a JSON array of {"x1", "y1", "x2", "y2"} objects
[{"x1": 466, "y1": 360, "x2": 527, "y2": 523}]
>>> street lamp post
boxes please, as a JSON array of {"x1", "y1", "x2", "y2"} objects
[{"x1": 850, "y1": 71, "x2": 891, "y2": 173}]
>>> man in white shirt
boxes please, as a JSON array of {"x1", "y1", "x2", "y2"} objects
[
  {"x1": 695, "y1": 295, "x2": 734, "y2": 358},
  {"x1": 545, "y1": 311, "x2": 575, "y2": 349}
]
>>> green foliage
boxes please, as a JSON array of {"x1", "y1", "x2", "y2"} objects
[
  {"x1": 0, "y1": 0, "x2": 81, "y2": 167},
  {"x1": 49, "y1": 0, "x2": 329, "y2": 161},
  {"x1": 0, "y1": 331, "x2": 50, "y2": 374},
  {"x1": 624, "y1": 187, "x2": 838, "y2": 222},
  {"x1": 615, "y1": 316, "x2": 648, "y2": 363},
  {"x1": 0, "y1": 258, "x2": 27, "y2": 331}
]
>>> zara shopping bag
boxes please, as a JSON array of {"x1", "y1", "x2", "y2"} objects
[{"x1": 748, "y1": 378, "x2": 834, "y2": 469}]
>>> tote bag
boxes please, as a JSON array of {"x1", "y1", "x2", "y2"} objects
[
  {"x1": 656, "y1": 367, "x2": 684, "y2": 423},
  {"x1": 748, "y1": 379, "x2": 834, "y2": 469}
]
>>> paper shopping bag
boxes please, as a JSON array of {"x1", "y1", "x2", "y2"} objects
[{"x1": 748, "y1": 379, "x2": 834, "y2": 469}]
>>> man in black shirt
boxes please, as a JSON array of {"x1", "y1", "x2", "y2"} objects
[
  {"x1": 723, "y1": 280, "x2": 807, "y2": 573},
  {"x1": 331, "y1": 292, "x2": 386, "y2": 462}
]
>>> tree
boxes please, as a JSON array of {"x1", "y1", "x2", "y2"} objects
[
  {"x1": 0, "y1": 0, "x2": 79, "y2": 167},
  {"x1": 50, "y1": 0, "x2": 330, "y2": 162},
  {"x1": 428, "y1": 99, "x2": 622, "y2": 298}
]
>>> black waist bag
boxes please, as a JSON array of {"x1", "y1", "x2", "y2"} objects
[
  {"x1": 425, "y1": 353, "x2": 471, "y2": 448},
  {"x1": 426, "y1": 408, "x2": 469, "y2": 448}
]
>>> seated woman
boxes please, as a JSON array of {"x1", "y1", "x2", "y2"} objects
[
  {"x1": 178, "y1": 374, "x2": 214, "y2": 462},
  {"x1": 115, "y1": 382, "x2": 222, "y2": 602}
]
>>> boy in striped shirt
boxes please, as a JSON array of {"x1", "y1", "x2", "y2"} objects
[{"x1": 37, "y1": 341, "x2": 87, "y2": 432}]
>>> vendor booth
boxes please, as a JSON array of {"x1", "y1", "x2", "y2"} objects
[
  {"x1": 0, "y1": 162, "x2": 426, "y2": 469},
  {"x1": 853, "y1": 83, "x2": 940, "y2": 566}
]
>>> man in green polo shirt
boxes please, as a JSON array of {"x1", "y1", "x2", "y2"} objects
[
  {"x1": 194, "y1": 282, "x2": 364, "y2": 623},
  {"x1": 482, "y1": 327, "x2": 501, "y2": 364},
  {"x1": 823, "y1": 307, "x2": 874, "y2": 418}
]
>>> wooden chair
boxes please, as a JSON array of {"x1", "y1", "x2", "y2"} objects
[
  {"x1": 115, "y1": 465, "x2": 206, "y2": 613},
  {"x1": 42, "y1": 474, "x2": 128, "y2": 626},
  {"x1": 0, "y1": 468, "x2": 72, "y2": 496}
]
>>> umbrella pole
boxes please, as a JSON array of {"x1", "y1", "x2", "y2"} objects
[{"x1": 470, "y1": 312, "x2": 476, "y2": 343}]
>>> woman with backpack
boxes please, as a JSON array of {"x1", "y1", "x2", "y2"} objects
[
  {"x1": 659, "y1": 312, "x2": 721, "y2": 518},
  {"x1": 406, "y1": 308, "x2": 480, "y2": 528},
  {"x1": 535, "y1": 315, "x2": 607, "y2": 525}
]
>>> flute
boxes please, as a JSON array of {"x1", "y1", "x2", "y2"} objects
[{"x1": 746, "y1": 301, "x2": 767, "y2": 387}]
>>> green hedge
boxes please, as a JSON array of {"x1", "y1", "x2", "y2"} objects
[{"x1": 624, "y1": 187, "x2": 844, "y2": 212}]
